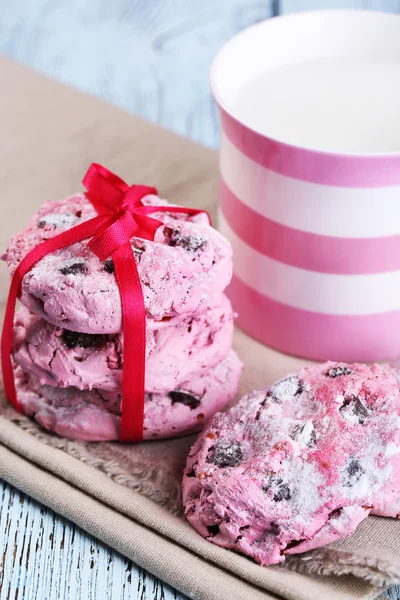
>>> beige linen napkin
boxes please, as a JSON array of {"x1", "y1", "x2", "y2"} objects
[{"x1": 0, "y1": 56, "x2": 398, "y2": 600}]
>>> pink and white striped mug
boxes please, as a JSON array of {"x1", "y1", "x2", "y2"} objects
[{"x1": 211, "y1": 10, "x2": 400, "y2": 362}]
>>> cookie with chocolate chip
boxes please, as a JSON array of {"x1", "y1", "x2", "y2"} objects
[
  {"x1": 182, "y1": 361, "x2": 400, "y2": 565},
  {"x1": 13, "y1": 296, "x2": 234, "y2": 393},
  {"x1": 4, "y1": 193, "x2": 232, "y2": 332},
  {"x1": 14, "y1": 351, "x2": 242, "y2": 441}
]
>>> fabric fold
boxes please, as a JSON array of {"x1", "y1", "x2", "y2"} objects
[
  {"x1": 0, "y1": 55, "x2": 398, "y2": 600},
  {"x1": 0, "y1": 423, "x2": 383, "y2": 600}
]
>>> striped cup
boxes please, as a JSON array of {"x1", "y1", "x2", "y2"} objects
[{"x1": 211, "y1": 10, "x2": 400, "y2": 362}]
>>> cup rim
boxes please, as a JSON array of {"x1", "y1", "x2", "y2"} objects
[{"x1": 210, "y1": 9, "x2": 400, "y2": 159}]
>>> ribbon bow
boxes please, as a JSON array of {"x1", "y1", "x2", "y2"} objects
[{"x1": 1, "y1": 163, "x2": 209, "y2": 441}]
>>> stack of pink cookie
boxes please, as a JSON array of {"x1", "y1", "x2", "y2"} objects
[{"x1": 5, "y1": 192, "x2": 242, "y2": 441}]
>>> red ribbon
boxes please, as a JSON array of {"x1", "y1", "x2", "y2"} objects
[{"x1": 1, "y1": 163, "x2": 210, "y2": 442}]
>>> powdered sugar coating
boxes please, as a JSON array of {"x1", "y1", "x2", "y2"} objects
[
  {"x1": 5, "y1": 194, "x2": 232, "y2": 332},
  {"x1": 182, "y1": 362, "x2": 400, "y2": 565},
  {"x1": 13, "y1": 297, "x2": 234, "y2": 393},
  {"x1": 15, "y1": 350, "x2": 242, "y2": 441}
]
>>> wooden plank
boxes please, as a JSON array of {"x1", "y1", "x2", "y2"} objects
[
  {"x1": 0, "y1": 0, "x2": 276, "y2": 148},
  {"x1": 0, "y1": 2, "x2": 398, "y2": 599},
  {"x1": 280, "y1": 0, "x2": 400, "y2": 13},
  {"x1": 1, "y1": 478, "x2": 397, "y2": 599},
  {"x1": 0, "y1": 481, "x2": 186, "y2": 599}
]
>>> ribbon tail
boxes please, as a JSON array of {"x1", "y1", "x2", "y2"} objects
[
  {"x1": 1, "y1": 270, "x2": 24, "y2": 411},
  {"x1": 113, "y1": 243, "x2": 146, "y2": 442},
  {"x1": 1, "y1": 215, "x2": 108, "y2": 413}
]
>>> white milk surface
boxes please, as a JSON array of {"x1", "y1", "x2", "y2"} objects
[{"x1": 231, "y1": 58, "x2": 400, "y2": 154}]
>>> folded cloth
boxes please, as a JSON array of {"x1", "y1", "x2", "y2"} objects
[{"x1": 0, "y1": 56, "x2": 398, "y2": 600}]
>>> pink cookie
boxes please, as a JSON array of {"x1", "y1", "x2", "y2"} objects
[
  {"x1": 182, "y1": 362, "x2": 400, "y2": 565},
  {"x1": 15, "y1": 350, "x2": 242, "y2": 441},
  {"x1": 5, "y1": 193, "x2": 232, "y2": 332},
  {"x1": 13, "y1": 297, "x2": 234, "y2": 393}
]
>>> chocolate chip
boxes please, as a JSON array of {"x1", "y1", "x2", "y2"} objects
[
  {"x1": 134, "y1": 248, "x2": 144, "y2": 262},
  {"x1": 308, "y1": 428, "x2": 317, "y2": 447},
  {"x1": 269, "y1": 522, "x2": 280, "y2": 535},
  {"x1": 236, "y1": 525, "x2": 250, "y2": 542},
  {"x1": 168, "y1": 391, "x2": 201, "y2": 410},
  {"x1": 284, "y1": 538, "x2": 305, "y2": 551},
  {"x1": 186, "y1": 465, "x2": 197, "y2": 477},
  {"x1": 272, "y1": 484, "x2": 291, "y2": 502},
  {"x1": 290, "y1": 422, "x2": 316, "y2": 447},
  {"x1": 344, "y1": 457, "x2": 365, "y2": 486},
  {"x1": 263, "y1": 475, "x2": 291, "y2": 501},
  {"x1": 75, "y1": 210, "x2": 82, "y2": 218},
  {"x1": 207, "y1": 524, "x2": 220, "y2": 536},
  {"x1": 290, "y1": 425, "x2": 301, "y2": 438},
  {"x1": 38, "y1": 213, "x2": 77, "y2": 230},
  {"x1": 339, "y1": 395, "x2": 369, "y2": 425},
  {"x1": 207, "y1": 440, "x2": 243, "y2": 468},
  {"x1": 328, "y1": 507, "x2": 343, "y2": 520},
  {"x1": 103, "y1": 258, "x2": 115, "y2": 273},
  {"x1": 60, "y1": 263, "x2": 87, "y2": 276},
  {"x1": 267, "y1": 376, "x2": 303, "y2": 404},
  {"x1": 61, "y1": 330, "x2": 107, "y2": 349},
  {"x1": 164, "y1": 226, "x2": 207, "y2": 252},
  {"x1": 103, "y1": 249, "x2": 143, "y2": 274},
  {"x1": 326, "y1": 366, "x2": 352, "y2": 378}
]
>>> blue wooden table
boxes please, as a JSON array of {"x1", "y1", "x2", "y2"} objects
[{"x1": 0, "y1": 1, "x2": 399, "y2": 598}]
